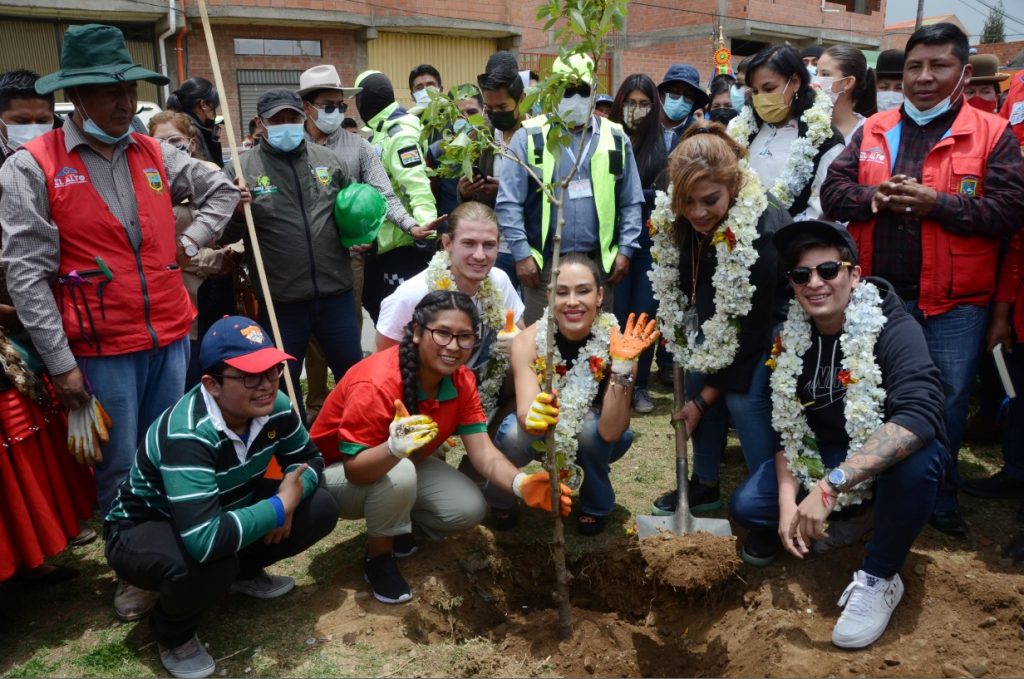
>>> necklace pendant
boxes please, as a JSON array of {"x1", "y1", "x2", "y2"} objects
[{"x1": 683, "y1": 308, "x2": 700, "y2": 345}]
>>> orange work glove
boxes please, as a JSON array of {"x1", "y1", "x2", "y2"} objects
[
  {"x1": 512, "y1": 471, "x2": 572, "y2": 516},
  {"x1": 609, "y1": 312, "x2": 660, "y2": 375}
]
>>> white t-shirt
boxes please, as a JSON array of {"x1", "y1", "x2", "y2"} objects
[{"x1": 376, "y1": 266, "x2": 525, "y2": 342}]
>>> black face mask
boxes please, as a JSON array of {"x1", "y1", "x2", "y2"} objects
[{"x1": 487, "y1": 108, "x2": 518, "y2": 131}]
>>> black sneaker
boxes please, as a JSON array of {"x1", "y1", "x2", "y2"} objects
[
  {"x1": 740, "y1": 530, "x2": 779, "y2": 567},
  {"x1": 363, "y1": 553, "x2": 412, "y2": 604},
  {"x1": 962, "y1": 470, "x2": 1024, "y2": 499},
  {"x1": 651, "y1": 476, "x2": 722, "y2": 515},
  {"x1": 393, "y1": 533, "x2": 418, "y2": 558}
]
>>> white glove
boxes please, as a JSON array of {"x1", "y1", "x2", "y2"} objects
[
  {"x1": 67, "y1": 395, "x2": 110, "y2": 466},
  {"x1": 493, "y1": 309, "x2": 520, "y2": 360}
]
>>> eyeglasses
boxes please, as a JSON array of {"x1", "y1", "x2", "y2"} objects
[
  {"x1": 623, "y1": 100, "x2": 651, "y2": 110},
  {"x1": 315, "y1": 103, "x2": 347, "y2": 114},
  {"x1": 787, "y1": 261, "x2": 853, "y2": 285},
  {"x1": 424, "y1": 327, "x2": 478, "y2": 350},
  {"x1": 215, "y1": 365, "x2": 285, "y2": 389},
  {"x1": 157, "y1": 135, "x2": 189, "y2": 148},
  {"x1": 564, "y1": 84, "x2": 592, "y2": 99}
]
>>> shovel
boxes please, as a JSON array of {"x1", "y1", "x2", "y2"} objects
[{"x1": 636, "y1": 365, "x2": 733, "y2": 538}]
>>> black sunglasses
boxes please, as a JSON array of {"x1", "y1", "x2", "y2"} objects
[
  {"x1": 787, "y1": 261, "x2": 853, "y2": 285},
  {"x1": 564, "y1": 84, "x2": 592, "y2": 99},
  {"x1": 315, "y1": 103, "x2": 348, "y2": 114}
]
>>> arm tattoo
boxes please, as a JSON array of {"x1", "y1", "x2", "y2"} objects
[{"x1": 839, "y1": 422, "x2": 924, "y2": 490}]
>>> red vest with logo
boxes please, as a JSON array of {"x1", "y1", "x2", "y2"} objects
[
  {"x1": 849, "y1": 104, "x2": 1008, "y2": 317},
  {"x1": 25, "y1": 130, "x2": 193, "y2": 356}
]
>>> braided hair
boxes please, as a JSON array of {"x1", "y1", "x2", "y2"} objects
[{"x1": 398, "y1": 290, "x2": 480, "y2": 414}]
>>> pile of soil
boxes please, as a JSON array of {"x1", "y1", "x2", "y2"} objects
[{"x1": 315, "y1": 525, "x2": 1024, "y2": 677}]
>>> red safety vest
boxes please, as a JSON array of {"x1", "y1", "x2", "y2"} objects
[
  {"x1": 999, "y1": 72, "x2": 1024, "y2": 146},
  {"x1": 25, "y1": 130, "x2": 193, "y2": 356},
  {"x1": 849, "y1": 103, "x2": 1008, "y2": 317}
]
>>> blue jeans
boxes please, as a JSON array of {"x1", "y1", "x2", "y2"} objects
[
  {"x1": 491, "y1": 411, "x2": 633, "y2": 516},
  {"x1": 260, "y1": 292, "x2": 363, "y2": 422},
  {"x1": 729, "y1": 440, "x2": 944, "y2": 578},
  {"x1": 999, "y1": 345, "x2": 1024, "y2": 481},
  {"x1": 687, "y1": 357, "x2": 777, "y2": 483},
  {"x1": 612, "y1": 245, "x2": 657, "y2": 391},
  {"x1": 904, "y1": 302, "x2": 987, "y2": 513},
  {"x1": 80, "y1": 336, "x2": 189, "y2": 515}
]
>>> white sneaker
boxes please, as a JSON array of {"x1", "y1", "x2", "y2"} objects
[{"x1": 832, "y1": 570, "x2": 904, "y2": 649}]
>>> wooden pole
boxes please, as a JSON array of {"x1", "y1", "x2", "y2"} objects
[
  {"x1": 194, "y1": 0, "x2": 301, "y2": 414},
  {"x1": 915, "y1": 0, "x2": 925, "y2": 30}
]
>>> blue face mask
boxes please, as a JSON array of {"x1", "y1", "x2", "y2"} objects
[
  {"x1": 663, "y1": 93, "x2": 693, "y2": 122},
  {"x1": 83, "y1": 118, "x2": 131, "y2": 145},
  {"x1": 903, "y1": 66, "x2": 966, "y2": 127},
  {"x1": 265, "y1": 123, "x2": 305, "y2": 152},
  {"x1": 453, "y1": 118, "x2": 472, "y2": 134},
  {"x1": 806, "y1": 64, "x2": 817, "y2": 77},
  {"x1": 729, "y1": 85, "x2": 746, "y2": 112}
]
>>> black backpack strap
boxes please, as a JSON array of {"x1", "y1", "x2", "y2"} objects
[{"x1": 608, "y1": 127, "x2": 624, "y2": 177}]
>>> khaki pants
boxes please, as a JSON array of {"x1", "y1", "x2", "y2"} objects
[
  {"x1": 522, "y1": 254, "x2": 616, "y2": 326},
  {"x1": 322, "y1": 456, "x2": 486, "y2": 540}
]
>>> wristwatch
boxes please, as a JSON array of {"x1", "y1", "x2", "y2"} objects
[
  {"x1": 179, "y1": 235, "x2": 199, "y2": 258},
  {"x1": 610, "y1": 372, "x2": 633, "y2": 389},
  {"x1": 826, "y1": 467, "x2": 848, "y2": 493}
]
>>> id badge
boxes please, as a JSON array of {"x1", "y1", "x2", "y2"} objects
[
  {"x1": 567, "y1": 178, "x2": 594, "y2": 200},
  {"x1": 683, "y1": 308, "x2": 700, "y2": 345}
]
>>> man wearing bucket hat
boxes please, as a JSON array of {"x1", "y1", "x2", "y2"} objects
[
  {"x1": 822, "y1": 22, "x2": 1024, "y2": 536},
  {"x1": 105, "y1": 315, "x2": 338, "y2": 679},
  {"x1": 873, "y1": 49, "x2": 905, "y2": 112},
  {"x1": 657, "y1": 64, "x2": 709, "y2": 152},
  {"x1": 963, "y1": 53, "x2": 1009, "y2": 115},
  {"x1": 297, "y1": 64, "x2": 429, "y2": 423},
  {"x1": 353, "y1": 69, "x2": 440, "y2": 323},
  {"x1": 223, "y1": 88, "x2": 362, "y2": 424},
  {"x1": 0, "y1": 23, "x2": 239, "y2": 620},
  {"x1": 494, "y1": 52, "x2": 644, "y2": 324},
  {"x1": 731, "y1": 219, "x2": 946, "y2": 649}
]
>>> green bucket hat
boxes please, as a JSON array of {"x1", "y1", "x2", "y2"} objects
[{"x1": 36, "y1": 24, "x2": 170, "y2": 95}]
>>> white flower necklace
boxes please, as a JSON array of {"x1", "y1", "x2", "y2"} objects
[
  {"x1": 727, "y1": 89, "x2": 833, "y2": 211},
  {"x1": 768, "y1": 282, "x2": 888, "y2": 508},
  {"x1": 533, "y1": 307, "x2": 616, "y2": 488},
  {"x1": 425, "y1": 250, "x2": 507, "y2": 413},
  {"x1": 648, "y1": 163, "x2": 767, "y2": 373}
]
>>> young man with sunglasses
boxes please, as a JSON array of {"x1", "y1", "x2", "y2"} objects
[
  {"x1": 730, "y1": 219, "x2": 946, "y2": 649},
  {"x1": 104, "y1": 315, "x2": 338, "y2": 678},
  {"x1": 495, "y1": 53, "x2": 644, "y2": 325}
]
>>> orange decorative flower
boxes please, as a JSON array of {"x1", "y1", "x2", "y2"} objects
[
  {"x1": 765, "y1": 335, "x2": 783, "y2": 370},
  {"x1": 837, "y1": 369, "x2": 858, "y2": 386},
  {"x1": 588, "y1": 356, "x2": 606, "y2": 382}
]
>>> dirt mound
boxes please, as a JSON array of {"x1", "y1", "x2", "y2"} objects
[{"x1": 639, "y1": 531, "x2": 741, "y2": 591}]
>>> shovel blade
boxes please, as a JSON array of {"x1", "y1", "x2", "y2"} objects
[{"x1": 635, "y1": 512, "x2": 733, "y2": 539}]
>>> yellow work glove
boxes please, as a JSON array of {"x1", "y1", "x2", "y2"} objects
[
  {"x1": 387, "y1": 400, "x2": 438, "y2": 458},
  {"x1": 524, "y1": 391, "x2": 559, "y2": 436}
]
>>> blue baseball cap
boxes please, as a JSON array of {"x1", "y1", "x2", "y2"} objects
[
  {"x1": 200, "y1": 316, "x2": 294, "y2": 373},
  {"x1": 595, "y1": 94, "x2": 614, "y2": 105},
  {"x1": 658, "y1": 64, "x2": 709, "y2": 109}
]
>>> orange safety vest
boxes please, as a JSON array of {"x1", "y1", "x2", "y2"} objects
[
  {"x1": 849, "y1": 104, "x2": 1009, "y2": 317},
  {"x1": 25, "y1": 130, "x2": 193, "y2": 356}
]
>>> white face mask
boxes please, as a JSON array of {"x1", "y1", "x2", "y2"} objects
[
  {"x1": 413, "y1": 88, "x2": 432, "y2": 106},
  {"x1": 876, "y1": 91, "x2": 904, "y2": 112},
  {"x1": 811, "y1": 75, "x2": 848, "y2": 106},
  {"x1": 1, "y1": 122, "x2": 51, "y2": 149},
  {"x1": 557, "y1": 94, "x2": 591, "y2": 128},
  {"x1": 312, "y1": 107, "x2": 343, "y2": 134}
]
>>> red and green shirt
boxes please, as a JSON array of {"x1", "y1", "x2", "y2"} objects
[{"x1": 309, "y1": 346, "x2": 487, "y2": 466}]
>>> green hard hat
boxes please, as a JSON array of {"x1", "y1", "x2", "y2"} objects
[{"x1": 333, "y1": 183, "x2": 386, "y2": 247}]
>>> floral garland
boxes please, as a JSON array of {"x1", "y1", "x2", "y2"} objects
[
  {"x1": 425, "y1": 250, "x2": 507, "y2": 413},
  {"x1": 532, "y1": 308, "x2": 616, "y2": 488},
  {"x1": 726, "y1": 89, "x2": 833, "y2": 211},
  {"x1": 647, "y1": 163, "x2": 767, "y2": 373},
  {"x1": 768, "y1": 282, "x2": 888, "y2": 508}
]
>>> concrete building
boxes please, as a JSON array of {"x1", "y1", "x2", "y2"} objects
[{"x1": 1, "y1": 0, "x2": 885, "y2": 128}]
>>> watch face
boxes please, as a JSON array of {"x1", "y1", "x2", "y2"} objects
[{"x1": 827, "y1": 468, "x2": 845, "y2": 486}]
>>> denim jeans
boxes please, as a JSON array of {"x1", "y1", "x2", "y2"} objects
[
  {"x1": 260, "y1": 292, "x2": 363, "y2": 422},
  {"x1": 904, "y1": 302, "x2": 987, "y2": 513},
  {"x1": 612, "y1": 244, "x2": 657, "y2": 392},
  {"x1": 80, "y1": 336, "x2": 189, "y2": 515},
  {"x1": 999, "y1": 345, "x2": 1024, "y2": 481},
  {"x1": 686, "y1": 357, "x2": 777, "y2": 483},
  {"x1": 491, "y1": 411, "x2": 633, "y2": 516},
  {"x1": 729, "y1": 440, "x2": 944, "y2": 578}
]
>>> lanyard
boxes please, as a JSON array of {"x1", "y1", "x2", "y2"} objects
[{"x1": 562, "y1": 120, "x2": 597, "y2": 169}]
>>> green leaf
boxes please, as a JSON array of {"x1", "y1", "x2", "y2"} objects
[
  {"x1": 569, "y1": 8, "x2": 587, "y2": 35},
  {"x1": 462, "y1": 155, "x2": 474, "y2": 181},
  {"x1": 798, "y1": 456, "x2": 825, "y2": 478},
  {"x1": 468, "y1": 113, "x2": 486, "y2": 128}
]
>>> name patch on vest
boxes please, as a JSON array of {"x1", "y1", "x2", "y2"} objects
[
  {"x1": 314, "y1": 166, "x2": 331, "y2": 186},
  {"x1": 143, "y1": 168, "x2": 164, "y2": 193},
  {"x1": 859, "y1": 145, "x2": 886, "y2": 165},
  {"x1": 958, "y1": 176, "x2": 979, "y2": 197},
  {"x1": 252, "y1": 175, "x2": 278, "y2": 196},
  {"x1": 54, "y1": 166, "x2": 88, "y2": 189}
]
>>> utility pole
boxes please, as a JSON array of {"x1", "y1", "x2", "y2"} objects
[{"x1": 915, "y1": 0, "x2": 925, "y2": 30}]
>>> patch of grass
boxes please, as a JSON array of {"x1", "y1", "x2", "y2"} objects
[
  {"x1": 75, "y1": 639, "x2": 141, "y2": 677},
  {"x1": 3, "y1": 657, "x2": 57, "y2": 678}
]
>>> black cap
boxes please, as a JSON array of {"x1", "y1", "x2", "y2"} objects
[
  {"x1": 875, "y1": 49, "x2": 905, "y2": 77},
  {"x1": 800, "y1": 45, "x2": 824, "y2": 59},
  {"x1": 257, "y1": 88, "x2": 305, "y2": 118},
  {"x1": 772, "y1": 219, "x2": 858, "y2": 265}
]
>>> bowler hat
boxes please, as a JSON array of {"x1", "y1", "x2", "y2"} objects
[
  {"x1": 968, "y1": 53, "x2": 1009, "y2": 84},
  {"x1": 36, "y1": 24, "x2": 169, "y2": 95},
  {"x1": 875, "y1": 49, "x2": 905, "y2": 77}
]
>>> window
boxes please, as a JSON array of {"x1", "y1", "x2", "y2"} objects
[{"x1": 233, "y1": 39, "x2": 322, "y2": 57}]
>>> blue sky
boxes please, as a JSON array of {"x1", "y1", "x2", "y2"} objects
[{"x1": 885, "y1": 0, "x2": 1024, "y2": 41}]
